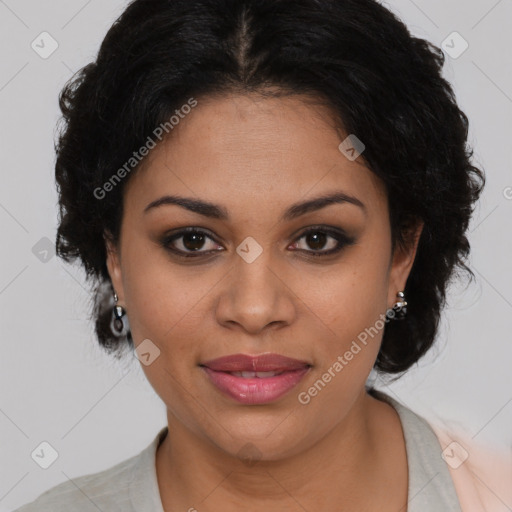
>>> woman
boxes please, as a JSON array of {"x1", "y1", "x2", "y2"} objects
[{"x1": 15, "y1": 0, "x2": 485, "y2": 510}]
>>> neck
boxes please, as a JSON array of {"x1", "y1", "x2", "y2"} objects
[{"x1": 155, "y1": 389, "x2": 404, "y2": 511}]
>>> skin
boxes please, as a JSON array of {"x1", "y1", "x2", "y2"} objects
[{"x1": 106, "y1": 93, "x2": 423, "y2": 511}]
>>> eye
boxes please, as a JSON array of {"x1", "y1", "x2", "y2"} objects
[
  {"x1": 161, "y1": 227, "x2": 223, "y2": 257},
  {"x1": 161, "y1": 225, "x2": 356, "y2": 259},
  {"x1": 289, "y1": 227, "x2": 356, "y2": 257}
]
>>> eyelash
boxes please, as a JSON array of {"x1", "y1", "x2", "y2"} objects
[{"x1": 160, "y1": 226, "x2": 356, "y2": 259}]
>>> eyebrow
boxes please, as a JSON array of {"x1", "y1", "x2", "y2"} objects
[{"x1": 143, "y1": 191, "x2": 366, "y2": 221}]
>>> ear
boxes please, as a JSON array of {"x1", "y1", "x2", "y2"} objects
[
  {"x1": 387, "y1": 219, "x2": 424, "y2": 308},
  {"x1": 104, "y1": 231, "x2": 125, "y2": 305}
]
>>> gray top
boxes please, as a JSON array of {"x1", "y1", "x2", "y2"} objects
[{"x1": 14, "y1": 390, "x2": 461, "y2": 511}]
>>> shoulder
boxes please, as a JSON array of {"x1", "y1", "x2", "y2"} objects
[
  {"x1": 13, "y1": 427, "x2": 168, "y2": 512},
  {"x1": 368, "y1": 387, "x2": 446, "y2": 452},
  {"x1": 13, "y1": 453, "x2": 139, "y2": 512},
  {"x1": 369, "y1": 388, "x2": 464, "y2": 511}
]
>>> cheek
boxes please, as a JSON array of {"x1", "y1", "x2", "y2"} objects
[
  {"x1": 293, "y1": 245, "x2": 391, "y2": 425},
  {"x1": 300, "y1": 234, "x2": 392, "y2": 382},
  {"x1": 306, "y1": 243, "x2": 390, "y2": 332},
  {"x1": 120, "y1": 247, "x2": 213, "y2": 412},
  {"x1": 123, "y1": 263, "x2": 214, "y2": 351},
  {"x1": 118, "y1": 232, "x2": 211, "y2": 348}
]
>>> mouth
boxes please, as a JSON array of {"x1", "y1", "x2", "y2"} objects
[
  {"x1": 227, "y1": 370, "x2": 287, "y2": 378},
  {"x1": 199, "y1": 353, "x2": 311, "y2": 405}
]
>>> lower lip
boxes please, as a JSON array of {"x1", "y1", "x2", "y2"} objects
[{"x1": 201, "y1": 367, "x2": 310, "y2": 405}]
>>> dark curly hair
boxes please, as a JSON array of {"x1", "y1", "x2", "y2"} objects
[{"x1": 54, "y1": 0, "x2": 484, "y2": 375}]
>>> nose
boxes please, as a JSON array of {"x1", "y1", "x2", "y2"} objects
[{"x1": 215, "y1": 250, "x2": 296, "y2": 335}]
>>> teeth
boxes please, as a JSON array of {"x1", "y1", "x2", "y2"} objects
[{"x1": 230, "y1": 371, "x2": 284, "y2": 378}]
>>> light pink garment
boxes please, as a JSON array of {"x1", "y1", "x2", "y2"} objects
[{"x1": 431, "y1": 425, "x2": 512, "y2": 512}]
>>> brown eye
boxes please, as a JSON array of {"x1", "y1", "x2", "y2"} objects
[
  {"x1": 181, "y1": 231, "x2": 207, "y2": 251},
  {"x1": 161, "y1": 228, "x2": 223, "y2": 257},
  {"x1": 302, "y1": 231, "x2": 332, "y2": 251},
  {"x1": 290, "y1": 227, "x2": 356, "y2": 257}
]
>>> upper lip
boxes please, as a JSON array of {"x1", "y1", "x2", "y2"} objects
[{"x1": 200, "y1": 353, "x2": 311, "y2": 372}]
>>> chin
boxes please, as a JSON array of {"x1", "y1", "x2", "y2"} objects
[{"x1": 203, "y1": 411, "x2": 315, "y2": 462}]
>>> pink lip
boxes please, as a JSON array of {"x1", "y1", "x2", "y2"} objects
[
  {"x1": 200, "y1": 353, "x2": 311, "y2": 405},
  {"x1": 201, "y1": 353, "x2": 310, "y2": 372}
]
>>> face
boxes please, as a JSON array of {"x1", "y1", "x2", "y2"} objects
[{"x1": 106, "y1": 93, "x2": 421, "y2": 461}]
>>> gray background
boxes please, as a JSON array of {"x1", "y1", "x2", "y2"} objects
[{"x1": 1, "y1": 0, "x2": 511, "y2": 510}]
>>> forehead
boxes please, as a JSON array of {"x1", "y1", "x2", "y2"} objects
[{"x1": 123, "y1": 93, "x2": 387, "y2": 218}]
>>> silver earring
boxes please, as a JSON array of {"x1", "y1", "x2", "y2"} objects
[
  {"x1": 111, "y1": 291, "x2": 127, "y2": 334},
  {"x1": 392, "y1": 291, "x2": 407, "y2": 320}
]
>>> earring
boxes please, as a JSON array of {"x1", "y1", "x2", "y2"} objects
[
  {"x1": 391, "y1": 291, "x2": 407, "y2": 320},
  {"x1": 111, "y1": 291, "x2": 127, "y2": 334}
]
